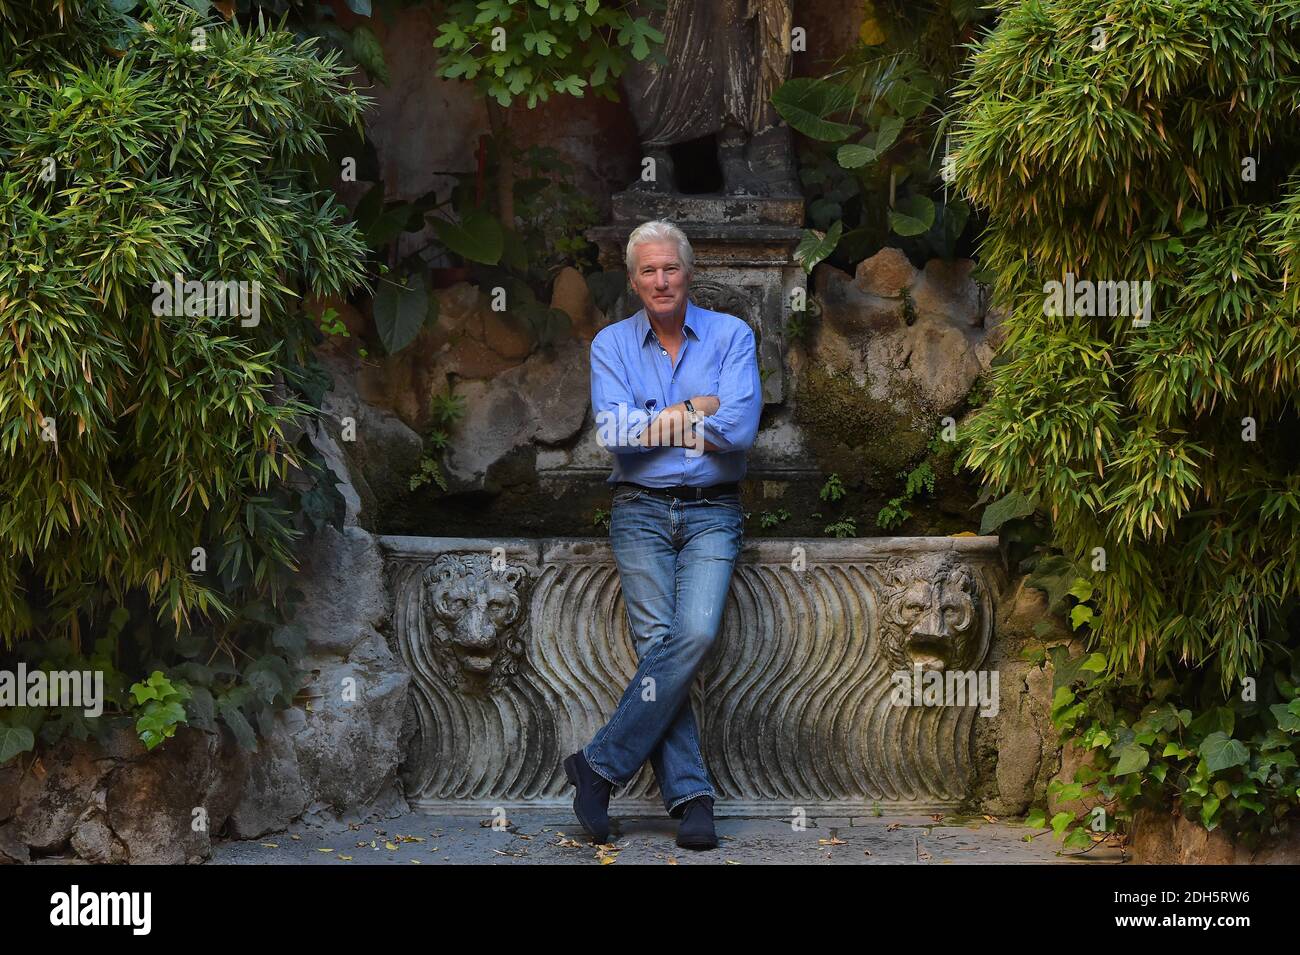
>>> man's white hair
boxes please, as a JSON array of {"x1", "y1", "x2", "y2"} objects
[{"x1": 625, "y1": 220, "x2": 694, "y2": 275}]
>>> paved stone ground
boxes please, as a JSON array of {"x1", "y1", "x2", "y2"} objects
[{"x1": 210, "y1": 811, "x2": 1127, "y2": 865}]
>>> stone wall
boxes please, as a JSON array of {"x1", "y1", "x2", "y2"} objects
[{"x1": 319, "y1": 245, "x2": 999, "y2": 540}]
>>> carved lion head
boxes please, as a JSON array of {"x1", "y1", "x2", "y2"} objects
[
  {"x1": 878, "y1": 552, "x2": 982, "y2": 672},
  {"x1": 421, "y1": 553, "x2": 527, "y2": 691}
]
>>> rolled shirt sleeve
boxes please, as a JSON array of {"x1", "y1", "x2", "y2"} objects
[
  {"x1": 694, "y1": 321, "x2": 762, "y2": 452},
  {"x1": 590, "y1": 331, "x2": 655, "y2": 454}
]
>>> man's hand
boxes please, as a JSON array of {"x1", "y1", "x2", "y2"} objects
[{"x1": 638, "y1": 395, "x2": 722, "y2": 450}]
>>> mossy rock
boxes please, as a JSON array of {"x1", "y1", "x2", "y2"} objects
[{"x1": 793, "y1": 361, "x2": 933, "y2": 490}]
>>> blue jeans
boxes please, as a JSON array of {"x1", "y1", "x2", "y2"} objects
[{"x1": 583, "y1": 486, "x2": 744, "y2": 815}]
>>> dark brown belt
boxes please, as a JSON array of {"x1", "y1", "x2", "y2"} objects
[{"x1": 615, "y1": 481, "x2": 740, "y2": 501}]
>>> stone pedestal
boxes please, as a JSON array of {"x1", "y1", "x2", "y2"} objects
[
  {"x1": 382, "y1": 534, "x2": 1008, "y2": 815},
  {"x1": 586, "y1": 191, "x2": 806, "y2": 404}
]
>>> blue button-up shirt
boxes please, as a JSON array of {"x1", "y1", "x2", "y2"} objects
[{"x1": 590, "y1": 298, "x2": 763, "y2": 487}]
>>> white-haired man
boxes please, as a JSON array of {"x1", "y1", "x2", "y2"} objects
[{"x1": 563, "y1": 220, "x2": 762, "y2": 849}]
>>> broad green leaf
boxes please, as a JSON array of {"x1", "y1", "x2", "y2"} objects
[
  {"x1": 373, "y1": 273, "x2": 429, "y2": 354},
  {"x1": 1067, "y1": 578, "x2": 1094, "y2": 602},
  {"x1": 1112, "y1": 742, "x2": 1149, "y2": 775},
  {"x1": 771, "y1": 78, "x2": 857, "y2": 141},
  {"x1": 794, "y1": 221, "x2": 842, "y2": 273},
  {"x1": 836, "y1": 144, "x2": 877, "y2": 169},
  {"x1": 979, "y1": 490, "x2": 1036, "y2": 534},
  {"x1": 1063, "y1": 827, "x2": 1092, "y2": 849},
  {"x1": 432, "y1": 208, "x2": 504, "y2": 265},
  {"x1": 1199, "y1": 732, "x2": 1249, "y2": 772},
  {"x1": 888, "y1": 194, "x2": 935, "y2": 236},
  {"x1": 1270, "y1": 702, "x2": 1300, "y2": 733},
  {"x1": 352, "y1": 26, "x2": 391, "y2": 85}
]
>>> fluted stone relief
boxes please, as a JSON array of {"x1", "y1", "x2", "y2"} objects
[{"x1": 383, "y1": 536, "x2": 1001, "y2": 814}]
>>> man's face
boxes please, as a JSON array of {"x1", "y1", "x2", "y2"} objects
[{"x1": 630, "y1": 240, "x2": 690, "y2": 323}]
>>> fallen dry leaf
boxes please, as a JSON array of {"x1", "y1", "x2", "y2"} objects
[
  {"x1": 260, "y1": 843, "x2": 278, "y2": 848},
  {"x1": 818, "y1": 837, "x2": 846, "y2": 846}
]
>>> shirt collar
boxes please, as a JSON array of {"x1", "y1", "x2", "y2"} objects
[{"x1": 637, "y1": 298, "x2": 699, "y2": 346}]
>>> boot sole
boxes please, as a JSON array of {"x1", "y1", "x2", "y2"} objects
[{"x1": 676, "y1": 834, "x2": 718, "y2": 850}]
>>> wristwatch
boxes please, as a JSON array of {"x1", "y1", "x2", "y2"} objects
[{"x1": 683, "y1": 398, "x2": 699, "y2": 434}]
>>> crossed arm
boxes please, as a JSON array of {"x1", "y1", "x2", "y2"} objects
[
  {"x1": 637, "y1": 395, "x2": 723, "y2": 452},
  {"x1": 591, "y1": 324, "x2": 760, "y2": 456}
]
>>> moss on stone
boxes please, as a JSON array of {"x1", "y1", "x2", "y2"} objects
[{"x1": 793, "y1": 361, "x2": 933, "y2": 490}]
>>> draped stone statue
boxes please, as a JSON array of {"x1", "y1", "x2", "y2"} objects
[{"x1": 621, "y1": 0, "x2": 799, "y2": 196}]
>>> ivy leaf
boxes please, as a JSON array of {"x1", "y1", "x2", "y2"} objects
[
  {"x1": 1112, "y1": 742, "x2": 1150, "y2": 775},
  {"x1": 1049, "y1": 811, "x2": 1071, "y2": 837},
  {"x1": 1079, "y1": 652, "x2": 1107, "y2": 673},
  {"x1": 1199, "y1": 732, "x2": 1250, "y2": 772},
  {"x1": 1270, "y1": 702, "x2": 1300, "y2": 733},
  {"x1": 794, "y1": 221, "x2": 842, "y2": 273},
  {"x1": 217, "y1": 699, "x2": 259, "y2": 753},
  {"x1": 1026, "y1": 808, "x2": 1047, "y2": 828},
  {"x1": 0, "y1": 724, "x2": 35, "y2": 765},
  {"x1": 1069, "y1": 604, "x2": 1094, "y2": 630},
  {"x1": 1067, "y1": 578, "x2": 1094, "y2": 602},
  {"x1": 1063, "y1": 827, "x2": 1092, "y2": 849},
  {"x1": 1200, "y1": 795, "x2": 1221, "y2": 829}
]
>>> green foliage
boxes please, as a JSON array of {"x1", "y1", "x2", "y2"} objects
[
  {"x1": 129, "y1": 670, "x2": 190, "y2": 749},
  {"x1": 432, "y1": 0, "x2": 667, "y2": 108},
  {"x1": 759, "y1": 508, "x2": 790, "y2": 530},
  {"x1": 819, "y1": 473, "x2": 847, "y2": 503},
  {"x1": 777, "y1": 1, "x2": 990, "y2": 268},
  {"x1": 824, "y1": 516, "x2": 858, "y2": 539},
  {"x1": 0, "y1": 0, "x2": 364, "y2": 751},
  {"x1": 877, "y1": 427, "x2": 961, "y2": 531},
  {"x1": 1031, "y1": 642, "x2": 1300, "y2": 848},
  {"x1": 956, "y1": 0, "x2": 1300, "y2": 687},
  {"x1": 409, "y1": 387, "x2": 465, "y2": 494}
]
